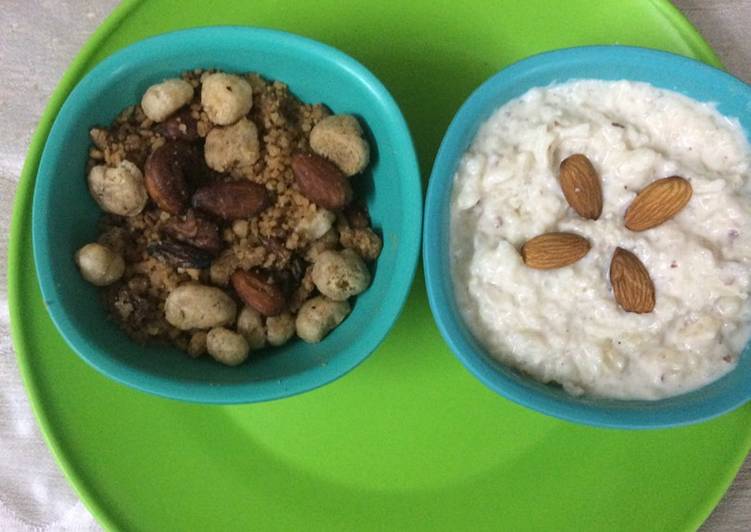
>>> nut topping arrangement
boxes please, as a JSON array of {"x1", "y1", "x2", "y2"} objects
[
  {"x1": 75, "y1": 69, "x2": 383, "y2": 365},
  {"x1": 521, "y1": 232, "x2": 591, "y2": 270},
  {"x1": 609, "y1": 247, "x2": 656, "y2": 314},
  {"x1": 520, "y1": 153, "x2": 693, "y2": 313},
  {"x1": 624, "y1": 176, "x2": 693, "y2": 231},
  {"x1": 558, "y1": 153, "x2": 603, "y2": 220}
]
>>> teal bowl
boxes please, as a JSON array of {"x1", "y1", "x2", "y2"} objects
[
  {"x1": 32, "y1": 27, "x2": 421, "y2": 403},
  {"x1": 423, "y1": 46, "x2": 751, "y2": 429}
]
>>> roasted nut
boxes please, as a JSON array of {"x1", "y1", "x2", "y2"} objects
[
  {"x1": 291, "y1": 152, "x2": 352, "y2": 209},
  {"x1": 295, "y1": 296, "x2": 351, "y2": 343},
  {"x1": 201, "y1": 72, "x2": 254, "y2": 125},
  {"x1": 310, "y1": 114, "x2": 370, "y2": 176},
  {"x1": 305, "y1": 228, "x2": 340, "y2": 263},
  {"x1": 236, "y1": 306, "x2": 266, "y2": 349},
  {"x1": 339, "y1": 227, "x2": 382, "y2": 262},
  {"x1": 75, "y1": 243, "x2": 125, "y2": 286},
  {"x1": 144, "y1": 141, "x2": 195, "y2": 214},
  {"x1": 192, "y1": 180, "x2": 269, "y2": 221},
  {"x1": 266, "y1": 312, "x2": 295, "y2": 347},
  {"x1": 88, "y1": 160, "x2": 148, "y2": 216},
  {"x1": 311, "y1": 249, "x2": 371, "y2": 301},
  {"x1": 187, "y1": 330, "x2": 208, "y2": 358},
  {"x1": 295, "y1": 208, "x2": 335, "y2": 240},
  {"x1": 147, "y1": 240, "x2": 214, "y2": 269},
  {"x1": 343, "y1": 202, "x2": 371, "y2": 229},
  {"x1": 156, "y1": 108, "x2": 200, "y2": 141},
  {"x1": 231, "y1": 269, "x2": 286, "y2": 316},
  {"x1": 203, "y1": 117, "x2": 260, "y2": 174},
  {"x1": 162, "y1": 210, "x2": 221, "y2": 253},
  {"x1": 164, "y1": 284, "x2": 237, "y2": 330},
  {"x1": 207, "y1": 327, "x2": 249, "y2": 366},
  {"x1": 141, "y1": 78, "x2": 194, "y2": 122}
]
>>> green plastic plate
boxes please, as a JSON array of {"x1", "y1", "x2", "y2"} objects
[{"x1": 9, "y1": 0, "x2": 751, "y2": 530}]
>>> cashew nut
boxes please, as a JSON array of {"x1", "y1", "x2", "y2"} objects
[
  {"x1": 164, "y1": 284, "x2": 237, "y2": 330},
  {"x1": 295, "y1": 296, "x2": 350, "y2": 343},
  {"x1": 207, "y1": 327, "x2": 249, "y2": 366},
  {"x1": 75, "y1": 243, "x2": 125, "y2": 286},
  {"x1": 201, "y1": 72, "x2": 253, "y2": 125},
  {"x1": 266, "y1": 312, "x2": 295, "y2": 346},
  {"x1": 236, "y1": 305, "x2": 266, "y2": 350},
  {"x1": 310, "y1": 114, "x2": 370, "y2": 176},
  {"x1": 311, "y1": 249, "x2": 371, "y2": 301},
  {"x1": 88, "y1": 160, "x2": 148, "y2": 216},
  {"x1": 141, "y1": 78, "x2": 194, "y2": 122},
  {"x1": 204, "y1": 117, "x2": 260, "y2": 174}
]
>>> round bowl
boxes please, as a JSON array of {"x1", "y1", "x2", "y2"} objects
[
  {"x1": 32, "y1": 27, "x2": 421, "y2": 403},
  {"x1": 423, "y1": 45, "x2": 751, "y2": 429}
]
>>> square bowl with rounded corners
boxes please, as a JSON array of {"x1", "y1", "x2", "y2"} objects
[
  {"x1": 32, "y1": 26, "x2": 422, "y2": 403},
  {"x1": 423, "y1": 45, "x2": 751, "y2": 429}
]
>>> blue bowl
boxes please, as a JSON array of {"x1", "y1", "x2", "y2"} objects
[
  {"x1": 423, "y1": 45, "x2": 751, "y2": 429},
  {"x1": 32, "y1": 27, "x2": 421, "y2": 403}
]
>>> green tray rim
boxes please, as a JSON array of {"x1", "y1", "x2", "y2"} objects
[{"x1": 6, "y1": 0, "x2": 745, "y2": 530}]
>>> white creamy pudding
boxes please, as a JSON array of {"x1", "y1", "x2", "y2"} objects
[{"x1": 450, "y1": 80, "x2": 751, "y2": 400}]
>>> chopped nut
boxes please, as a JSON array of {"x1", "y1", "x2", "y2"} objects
[
  {"x1": 75, "y1": 243, "x2": 125, "y2": 286},
  {"x1": 187, "y1": 331, "x2": 208, "y2": 358},
  {"x1": 204, "y1": 117, "x2": 260, "y2": 174},
  {"x1": 207, "y1": 327, "x2": 249, "y2": 366},
  {"x1": 310, "y1": 114, "x2": 370, "y2": 176},
  {"x1": 311, "y1": 249, "x2": 371, "y2": 301},
  {"x1": 296, "y1": 296, "x2": 350, "y2": 343},
  {"x1": 88, "y1": 161, "x2": 148, "y2": 216},
  {"x1": 237, "y1": 306, "x2": 266, "y2": 350},
  {"x1": 141, "y1": 78, "x2": 194, "y2": 122},
  {"x1": 339, "y1": 227, "x2": 382, "y2": 261},
  {"x1": 201, "y1": 72, "x2": 253, "y2": 125},
  {"x1": 266, "y1": 312, "x2": 295, "y2": 346}
]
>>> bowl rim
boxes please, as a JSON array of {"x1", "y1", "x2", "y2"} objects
[
  {"x1": 423, "y1": 44, "x2": 751, "y2": 429},
  {"x1": 32, "y1": 25, "x2": 422, "y2": 404}
]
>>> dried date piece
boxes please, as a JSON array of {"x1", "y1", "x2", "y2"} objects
[
  {"x1": 162, "y1": 209, "x2": 221, "y2": 254},
  {"x1": 148, "y1": 240, "x2": 213, "y2": 269}
]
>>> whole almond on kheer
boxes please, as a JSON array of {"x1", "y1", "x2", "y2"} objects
[
  {"x1": 559, "y1": 154, "x2": 603, "y2": 220},
  {"x1": 624, "y1": 176, "x2": 692, "y2": 231},
  {"x1": 609, "y1": 247, "x2": 655, "y2": 314},
  {"x1": 521, "y1": 232, "x2": 591, "y2": 270}
]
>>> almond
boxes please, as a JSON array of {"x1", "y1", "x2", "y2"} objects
[
  {"x1": 192, "y1": 181, "x2": 269, "y2": 221},
  {"x1": 521, "y1": 232, "x2": 591, "y2": 270},
  {"x1": 609, "y1": 247, "x2": 655, "y2": 313},
  {"x1": 291, "y1": 152, "x2": 353, "y2": 209},
  {"x1": 624, "y1": 176, "x2": 692, "y2": 231},
  {"x1": 559, "y1": 154, "x2": 603, "y2": 220},
  {"x1": 144, "y1": 142, "x2": 191, "y2": 214},
  {"x1": 231, "y1": 269, "x2": 286, "y2": 317}
]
